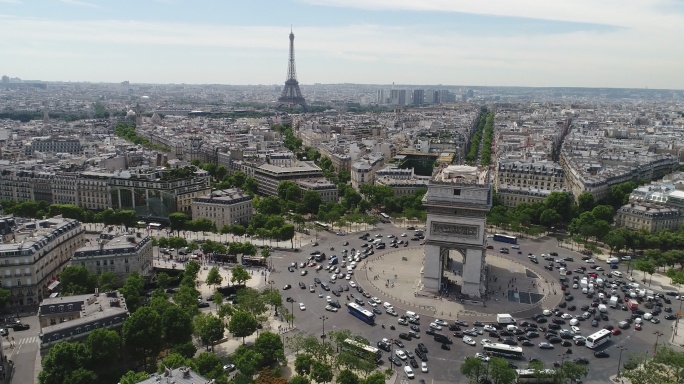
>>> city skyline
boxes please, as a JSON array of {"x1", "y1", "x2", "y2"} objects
[{"x1": 1, "y1": 0, "x2": 683, "y2": 89}]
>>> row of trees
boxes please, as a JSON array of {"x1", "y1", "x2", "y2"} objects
[
  {"x1": 287, "y1": 332, "x2": 389, "y2": 384},
  {"x1": 461, "y1": 356, "x2": 588, "y2": 384},
  {"x1": 0, "y1": 200, "x2": 141, "y2": 227},
  {"x1": 115, "y1": 122, "x2": 170, "y2": 152},
  {"x1": 466, "y1": 108, "x2": 488, "y2": 165},
  {"x1": 479, "y1": 111, "x2": 495, "y2": 166}
]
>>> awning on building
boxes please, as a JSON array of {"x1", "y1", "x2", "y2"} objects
[{"x1": 47, "y1": 280, "x2": 60, "y2": 291}]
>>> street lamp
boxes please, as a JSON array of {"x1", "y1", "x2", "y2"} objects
[
  {"x1": 320, "y1": 315, "x2": 328, "y2": 340},
  {"x1": 616, "y1": 346, "x2": 627, "y2": 380},
  {"x1": 290, "y1": 300, "x2": 294, "y2": 327},
  {"x1": 653, "y1": 331, "x2": 664, "y2": 354}
]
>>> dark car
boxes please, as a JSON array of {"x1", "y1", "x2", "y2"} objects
[
  {"x1": 448, "y1": 324, "x2": 461, "y2": 331},
  {"x1": 535, "y1": 317, "x2": 548, "y2": 324},
  {"x1": 399, "y1": 333, "x2": 412, "y2": 341},
  {"x1": 198, "y1": 302, "x2": 210, "y2": 308},
  {"x1": 665, "y1": 314, "x2": 677, "y2": 320},
  {"x1": 548, "y1": 337, "x2": 562, "y2": 344},
  {"x1": 394, "y1": 339, "x2": 405, "y2": 348},
  {"x1": 426, "y1": 329, "x2": 436, "y2": 336},
  {"x1": 594, "y1": 351, "x2": 610, "y2": 358},
  {"x1": 409, "y1": 358, "x2": 419, "y2": 368},
  {"x1": 502, "y1": 338, "x2": 518, "y2": 346},
  {"x1": 389, "y1": 356, "x2": 402, "y2": 366},
  {"x1": 574, "y1": 357, "x2": 589, "y2": 365},
  {"x1": 286, "y1": 297, "x2": 295, "y2": 303},
  {"x1": 454, "y1": 320, "x2": 469, "y2": 326},
  {"x1": 410, "y1": 325, "x2": 420, "y2": 332},
  {"x1": 299, "y1": 282, "x2": 306, "y2": 289},
  {"x1": 441, "y1": 343, "x2": 451, "y2": 350},
  {"x1": 548, "y1": 323, "x2": 561, "y2": 330},
  {"x1": 377, "y1": 341, "x2": 391, "y2": 352},
  {"x1": 415, "y1": 350, "x2": 428, "y2": 361},
  {"x1": 11, "y1": 323, "x2": 29, "y2": 331},
  {"x1": 283, "y1": 284, "x2": 292, "y2": 290},
  {"x1": 417, "y1": 343, "x2": 428, "y2": 353},
  {"x1": 526, "y1": 331, "x2": 539, "y2": 338},
  {"x1": 314, "y1": 277, "x2": 322, "y2": 284}
]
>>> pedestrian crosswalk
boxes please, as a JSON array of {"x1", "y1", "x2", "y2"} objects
[{"x1": 3, "y1": 336, "x2": 39, "y2": 347}]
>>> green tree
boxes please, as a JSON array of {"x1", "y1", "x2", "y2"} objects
[
  {"x1": 592, "y1": 204, "x2": 616, "y2": 223},
  {"x1": 603, "y1": 230, "x2": 626, "y2": 256},
  {"x1": 120, "y1": 272, "x2": 146, "y2": 312},
  {"x1": 192, "y1": 352, "x2": 224, "y2": 379},
  {"x1": 635, "y1": 259, "x2": 656, "y2": 283},
  {"x1": 119, "y1": 371, "x2": 151, "y2": 384},
  {"x1": 544, "y1": 191, "x2": 575, "y2": 222},
  {"x1": 231, "y1": 264, "x2": 252, "y2": 285},
  {"x1": 157, "y1": 272, "x2": 171, "y2": 289},
  {"x1": 460, "y1": 357, "x2": 488, "y2": 384},
  {"x1": 336, "y1": 370, "x2": 360, "y2": 384},
  {"x1": 294, "y1": 354, "x2": 314, "y2": 375},
  {"x1": 185, "y1": 260, "x2": 202, "y2": 280},
  {"x1": 158, "y1": 353, "x2": 190, "y2": 372},
  {"x1": 64, "y1": 368, "x2": 98, "y2": 384},
  {"x1": 363, "y1": 372, "x2": 387, "y2": 384},
  {"x1": 289, "y1": 376, "x2": 312, "y2": 384},
  {"x1": 301, "y1": 190, "x2": 323, "y2": 214},
  {"x1": 172, "y1": 341, "x2": 197, "y2": 359},
  {"x1": 623, "y1": 347, "x2": 684, "y2": 384},
  {"x1": 173, "y1": 285, "x2": 201, "y2": 316},
  {"x1": 310, "y1": 361, "x2": 333, "y2": 384},
  {"x1": 206, "y1": 267, "x2": 223, "y2": 291},
  {"x1": 60, "y1": 266, "x2": 97, "y2": 295},
  {"x1": 169, "y1": 212, "x2": 189, "y2": 233},
  {"x1": 38, "y1": 342, "x2": 90, "y2": 384},
  {"x1": 85, "y1": 328, "x2": 120, "y2": 368},
  {"x1": 244, "y1": 177, "x2": 259, "y2": 195},
  {"x1": 234, "y1": 344, "x2": 263, "y2": 377},
  {"x1": 278, "y1": 180, "x2": 303, "y2": 202},
  {"x1": 236, "y1": 287, "x2": 268, "y2": 318},
  {"x1": 557, "y1": 362, "x2": 589, "y2": 383},
  {"x1": 254, "y1": 331, "x2": 286, "y2": 365},
  {"x1": 194, "y1": 313, "x2": 225, "y2": 351},
  {"x1": 489, "y1": 357, "x2": 516, "y2": 384},
  {"x1": 162, "y1": 305, "x2": 194, "y2": 345},
  {"x1": 122, "y1": 306, "x2": 163, "y2": 370},
  {"x1": 0, "y1": 288, "x2": 11, "y2": 308},
  {"x1": 539, "y1": 208, "x2": 562, "y2": 229},
  {"x1": 229, "y1": 311, "x2": 259, "y2": 344},
  {"x1": 98, "y1": 271, "x2": 119, "y2": 291}
]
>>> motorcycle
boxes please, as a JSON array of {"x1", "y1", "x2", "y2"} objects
[
  {"x1": 390, "y1": 325, "x2": 396, "y2": 330},
  {"x1": 330, "y1": 247, "x2": 335, "y2": 251}
]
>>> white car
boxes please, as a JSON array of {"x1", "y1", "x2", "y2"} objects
[
  {"x1": 585, "y1": 259, "x2": 595, "y2": 264},
  {"x1": 421, "y1": 362, "x2": 428, "y2": 372},
  {"x1": 573, "y1": 335, "x2": 585, "y2": 343},
  {"x1": 401, "y1": 233, "x2": 407, "y2": 237},
  {"x1": 429, "y1": 322, "x2": 443, "y2": 330},
  {"x1": 621, "y1": 256, "x2": 632, "y2": 261},
  {"x1": 475, "y1": 353, "x2": 490, "y2": 362},
  {"x1": 325, "y1": 305, "x2": 338, "y2": 312},
  {"x1": 486, "y1": 235, "x2": 494, "y2": 238},
  {"x1": 346, "y1": 274, "x2": 351, "y2": 280},
  {"x1": 480, "y1": 339, "x2": 492, "y2": 346},
  {"x1": 403, "y1": 365, "x2": 414, "y2": 379},
  {"x1": 299, "y1": 303, "x2": 306, "y2": 311},
  {"x1": 326, "y1": 296, "x2": 332, "y2": 303},
  {"x1": 483, "y1": 325, "x2": 497, "y2": 332},
  {"x1": 369, "y1": 301, "x2": 377, "y2": 307},
  {"x1": 371, "y1": 297, "x2": 382, "y2": 304},
  {"x1": 561, "y1": 313, "x2": 573, "y2": 319},
  {"x1": 463, "y1": 336, "x2": 476, "y2": 346},
  {"x1": 434, "y1": 319, "x2": 448, "y2": 326},
  {"x1": 571, "y1": 326, "x2": 581, "y2": 334},
  {"x1": 569, "y1": 318, "x2": 579, "y2": 326},
  {"x1": 398, "y1": 318, "x2": 409, "y2": 326},
  {"x1": 395, "y1": 349, "x2": 407, "y2": 360},
  {"x1": 511, "y1": 245, "x2": 520, "y2": 249},
  {"x1": 349, "y1": 281, "x2": 357, "y2": 288}
]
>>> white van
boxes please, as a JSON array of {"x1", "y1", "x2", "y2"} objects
[
  {"x1": 405, "y1": 311, "x2": 419, "y2": 320},
  {"x1": 347, "y1": 266, "x2": 354, "y2": 275},
  {"x1": 383, "y1": 302, "x2": 394, "y2": 310},
  {"x1": 606, "y1": 257, "x2": 619, "y2": 264},
  {"x1": 611, "y1": 271, "x2": 623, "y2": 278}
]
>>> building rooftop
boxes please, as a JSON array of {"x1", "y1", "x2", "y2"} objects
[
  {"x1": 136, "y1": 367, "x2": 210, "y2": 384},
  {"x1": 433, "y1": 165, "x2": 489, "y2": 185}
]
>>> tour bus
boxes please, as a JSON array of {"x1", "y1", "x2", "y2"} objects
[
  {"x1": 347, "y1": 302, "x2": 376, "y2": 325},
  {"x1": 492, "y1": 234, "x2": 518, "y2": 244},
  {"x1": 585, "y1": 329, "x2": 611, "y2": 349},
  {"x1": 515, "y1": 369, "x2": 556, "y2": 383},
  {"x1": 314, "y1": 221, "x2": 330, "y2": 230},
  {"x1": 483, "y1": 343, "x2": 525, "y2": 360},
  {"x1": 341, "y1": 338, "x2": 382, "y2": 364},
  {"x1": 378, "y1": 213, "x2": 391, "y2": 223}
]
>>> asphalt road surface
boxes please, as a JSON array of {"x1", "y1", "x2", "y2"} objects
[{"x1": 269, "y1": 226, "x2": 680, "y2": 384}]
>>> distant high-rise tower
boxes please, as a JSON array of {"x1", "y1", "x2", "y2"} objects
[
  {"x1": 277, "y1": 28, "x2": 307, "y2": 109},
  {"x1": 376, "y1": 89, "x2": 385, "y2": 104},
  {"x1": 42, "y1": 101, "x2": 50, "y2": 124},
  {"x1": 412, "y1": 89, "x2": 424, "y2": 106}
]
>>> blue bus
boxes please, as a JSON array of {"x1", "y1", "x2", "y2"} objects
[
  {"x1": 347, "y1": 302, "x2": 376, "y2": 325},
  {"x1": 493, "y1": 234, "x2": 518, "y2": 244}
]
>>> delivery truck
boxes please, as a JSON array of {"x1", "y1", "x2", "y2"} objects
[
  {"x1": 609, "y1": 296, "x2": 619, "y2": 308},
  {"x1": 496, "y1": 314, "x2": 515, "y2": 324}
]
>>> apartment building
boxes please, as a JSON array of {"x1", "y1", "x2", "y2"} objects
[
  {"x1": 496, "y1": 186, "x2": 554, "y2": 208},
  {"x1": 615, "y1": 203, "x2": 681, "y2": 232},
  {"x1": 191, "y1": 188, "x2": 253, "y2": 228},
  {"x1": 38, "y1": 291, "x2": 129, "y2": 352},
  {"x1": 296, "y1": 178, "x2": 339, "y2": 203},
  {"x1": 495, "y1": 160, "x2": 564, "y2": 191},
  {"x1": 0, "y1": 216, "x2": 85, "y2": 307},
  {"x1": 350, "y1": 153, "x2": 385, "y2": 190},
  {"x1": 253, "y1": 161, "x2": 324, "y2": 197},
  {"x1": 374, "y1": 177, "x2": 429, "y2": 197},
  {"x1": 71, "y1": 231, "x2": 153, "y2": 280},
  {"x1": 30, "y1": 138, "x2": 81, "y2": 154}
]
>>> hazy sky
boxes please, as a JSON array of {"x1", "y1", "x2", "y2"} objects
[{"x1": 1, "y1": 0, "x2": 683, "y2": 89}]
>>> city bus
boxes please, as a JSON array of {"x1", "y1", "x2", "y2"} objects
[
  {"x1": 585, "y1": 329, "x2": 611, "y2": 349},
  {"x1": 148, "y1": 222, "x2": 163, "y2": 230},
  {"x1": 314, "y1": 221, "x2": 330, "y2": 230},
  {"x1": 136, "y1": 221, "x2": 147, "y2": 229},
  {"x1": 493, "y1": 234, "x2": 518, "y2": 244},
  {"x1": 483, "y1": 343, "x2": 525, "y2": 359},
  {"x1": 347, "y1": 302, "x2": 376, "y2": 325},
  {"x1": 515, "y1": 369, "x2": 556, "y2": 383},
  {"x1": 341, "y1": 338, "x2": 382, "y2": 364},
  {"x1": 378, "y1": 213, "x2": 391, "y2": 223}
]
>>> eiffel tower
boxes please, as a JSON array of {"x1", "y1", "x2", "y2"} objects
[{"x1": 278, "y1": 28, "x2": 307, "y2": 109}]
